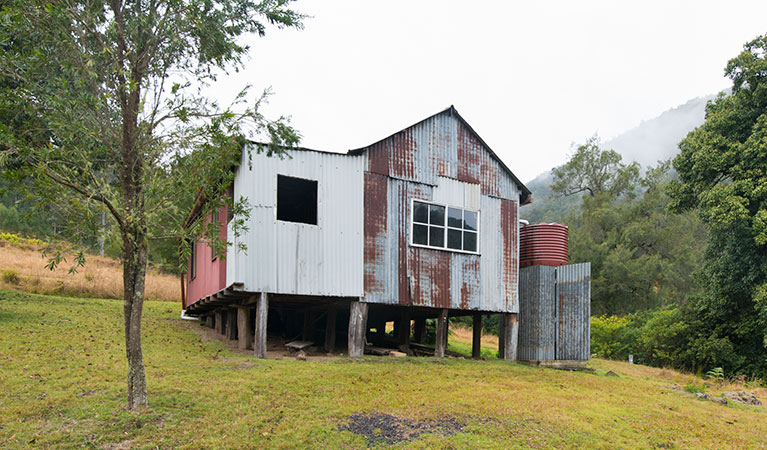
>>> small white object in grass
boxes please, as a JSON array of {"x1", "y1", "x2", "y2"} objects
[{"x1": 180, "y1": 310, "x2": 199, "y2": 321}]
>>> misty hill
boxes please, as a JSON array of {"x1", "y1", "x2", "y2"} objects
[
  {"x1": 604, "y1": 94, "x2": 714, "y2": 168},
  {"x1": 521, "y1": 94, "x2": 715, "y2": 223}
]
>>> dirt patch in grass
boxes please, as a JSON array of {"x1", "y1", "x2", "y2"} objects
[{"x1": 340, "y1": 412, "x2": 464, "y2": 445}]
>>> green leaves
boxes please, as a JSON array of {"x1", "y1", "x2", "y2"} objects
[{"x1": 551, "y1": 135, "x2": 639, "y2": 199}]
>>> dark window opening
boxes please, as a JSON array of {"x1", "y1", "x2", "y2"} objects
[{"x1": 277, "y1": 175, "x2": 318, "y2": 225}]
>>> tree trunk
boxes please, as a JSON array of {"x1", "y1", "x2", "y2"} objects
[
  {"x1": 122, "y1": 225, "x2": 148, "y2": 409},
  {"x1": 119, "y1": 65, "x2": 148, "y2": 409}
]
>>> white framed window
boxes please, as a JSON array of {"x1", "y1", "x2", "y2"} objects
[{"x1": 411, "y1": 199, "x2": 479, "y2": 254}]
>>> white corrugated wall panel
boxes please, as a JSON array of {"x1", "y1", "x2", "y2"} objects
[
  {"x1": 432, "y1": 176, "x2": 481, "y2": 210},
  {"x1": 227, "y1": 147, "x2": 364, "y2": 297}
]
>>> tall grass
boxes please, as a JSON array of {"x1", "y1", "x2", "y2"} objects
[{"x1": 0, "y1": 239, "x2": 179, "y2": 302}]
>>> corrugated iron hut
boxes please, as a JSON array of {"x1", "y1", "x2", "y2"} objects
[
  {"x1": 517, "y1": 223, "x2": 591, "y2": 367},
  {"x1": 183, "y1": 106, "x2": 533, "y2": 359}
]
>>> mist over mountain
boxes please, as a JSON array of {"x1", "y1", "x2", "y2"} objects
[
  {"x1": 521, "y1": 94, "x2": 716, "y2": 223},
  {"x1": 603, "y1": 94, "x2": 714, "y2": 168}
]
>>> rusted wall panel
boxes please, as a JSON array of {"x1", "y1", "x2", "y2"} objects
[
  {"x1": 556, "y1": 263, "x2": 591, "y2": 361},
  {"x1": 399, "y1": 180, "x2": 432, "y2": 305},
  {"x1": 364, "y1": 172, "x2": 388, "y2": 297},
  {"x1": 367, "y1": 141, "x2": 390, "y2": 176},
  {"x1": 457, "y1": 121, "x2": 481, "y2": 184},
  {"x1": 518, "y1": 265, "x2": 556, "y2": 361},
  {"x1": 450, "y1": 253, "x2": 481, "y2": 310},
  {"x1": 361, "y1": 111, "x2": 520, "y2": 201},
  {"x1": 363, "y1": 175, "x2": 517, "y2": 313},
  {"x1": 408, "y1": 247, "x2": 451, "y2": 308},
  {"x1": 500, "y1": 198, "x2": 519, "y2": 312}
]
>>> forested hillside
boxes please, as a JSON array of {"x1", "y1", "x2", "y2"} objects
[{"x1": 522, "y1": 95, "x2": 713, "y2": 224}]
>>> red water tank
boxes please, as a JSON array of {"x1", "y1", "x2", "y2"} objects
[{"x1": 519, "y1": 223, "x2": 569, "y2": 268}]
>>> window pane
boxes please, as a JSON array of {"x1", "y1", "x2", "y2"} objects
[
  {"x1": 463, "y1": 231, "x2": 477, "y2": 252},
  {"x1": 413, "y1": 224, "x2": 428, "y2": 245},
  {"x1": 464, "y1": 210, "x2": 477, "y2": 231},
  {"x1": 447, "y1": 207, "x2": 462, "y2": 228},
  {"x1": 447, "y1": 228, "x2": 462, "y2": 249},
  {"x1": 429, "y1": 226, "x2": 445, "y2": 247},
  {"x1": 429, "y1": 204, "x2": 445, "y2": 225},
  {"x1": 413, "y1": 201, "x2": 428, "y2": 224}
]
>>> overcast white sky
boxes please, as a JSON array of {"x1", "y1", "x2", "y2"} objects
[{"x1": 209, "y1": 0, "x2": 767, "y2": 183}]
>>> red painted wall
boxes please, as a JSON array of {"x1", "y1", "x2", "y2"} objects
[{"x1": 185, "y1": 205, "x2": 228, "y2": 309}]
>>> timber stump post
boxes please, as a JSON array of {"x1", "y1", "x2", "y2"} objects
[
  {"x1": 413, "y1": 317, "x2": 426, "y2": 344},
  {"x1": 237, "y1": 304, "x2": 253, "y2": 350},
  {"x1": 226, "y1": 308, "x2": 238, "y2": 340},
  {"x1": 502, "y1": 313, "x2": 519, "y2": 361},
  {"x1": 434, "y1": 308, "x2": 449, "y2": 357},
  {"x1": 498, "y1": 314, "x2": 505, "y2": 358},
  {"x1": 472, "y1": 313, "x2": 482, "y2": 359},
  {"x1": 398, "y1": 309, "x2": 412, "y2": 346},
  {"x1": 324, "y1": 307, "x2": 337, "y2": 353},
  {"x1": 215, "y1": 310, "x2": 224, "y2": 335},
  {"x1": 348, "y1": 300, "x2": 368, "y2": 358},
  {"x1": 254, "y1": 293, "x2": 268, "y2": 358},
  {"x1": 374, "y1": 320, "x2": 386, "y2": 345},
  {"x1": 302, "y1": 310, "x2": 315, "y2": 342}
]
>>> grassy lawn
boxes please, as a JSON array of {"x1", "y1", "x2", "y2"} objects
[{"x1": 1, "y1": 289, "x2": 766, "y2": 449}]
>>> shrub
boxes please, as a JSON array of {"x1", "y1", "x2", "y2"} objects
[
  {"x1": 0, "y1": 232, "x2": 45, "y2": 247},
  {"x1": 684, "y1": 383, "x2": 707, "y2": 394},
  {"x1": 1, "y1": 269, "x2": 20, "y2": 285},
  {"x1": 635, "y1": 308, "x2": 688, "y2": 367},
  {"x1": 590, "y1": 314, "x2": 641, "y2": 361}
]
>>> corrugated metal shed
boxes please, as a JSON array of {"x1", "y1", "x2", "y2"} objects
[{"x1": 517, "y1": 263, "x2": 591, "y2": 361}]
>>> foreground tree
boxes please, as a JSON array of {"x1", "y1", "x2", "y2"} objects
[
  {"x1": 0, "y1": 0, "x2": 302, "y2": 408},
  {"x1": 669, "y1": 34, "x2": 767, "y2": 376}
]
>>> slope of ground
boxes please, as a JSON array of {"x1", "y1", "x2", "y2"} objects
[
  {"x1": 1, "y1": 290, "x2": 765, "y2": 449},
  {"x1": 0, "y1": 237, "x2": 179, "y2": 302}
]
